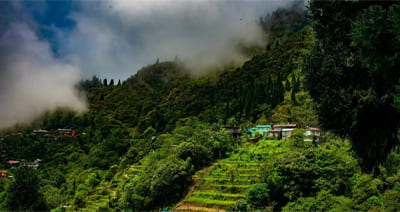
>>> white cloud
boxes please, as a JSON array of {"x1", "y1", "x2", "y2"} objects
[{"x1": 0, "y1": 23, "x2": 87, "y2": 129}]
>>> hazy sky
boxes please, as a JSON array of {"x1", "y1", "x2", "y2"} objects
[{"x1": 0, "y1": 0, "x2": 289, "y2": 128}]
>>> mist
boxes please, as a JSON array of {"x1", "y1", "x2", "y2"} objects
[
  {"x1": 0, "y1": 0, "x2": 287, "y2": 129},
  {"x1": 0, "y1": 23, "x2": 86, "y2": 129},
  {"x1": 59, "y1": 0, "x2": 284, "y2": 79}
]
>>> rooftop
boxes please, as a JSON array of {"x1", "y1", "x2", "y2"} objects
[
  {"x1": 58, "y1": 129, "x2": 72, "y2": 132},
  {"x1": 273, "y1": 124, "x2": 297, "y2": 128},
  {"x1": 282, "y1": 128, "x2": 294, "y2": 131},
  {"x1": 8, "y1": 160, "x2": 19, "y2": 164}
]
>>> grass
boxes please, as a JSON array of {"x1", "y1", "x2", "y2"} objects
[{"x1": 186, "y1": 197, "x2": 236, "y2": 207}]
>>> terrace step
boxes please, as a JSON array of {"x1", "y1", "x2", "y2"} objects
[
  {"x1": 191, "y1": 191, "x2": 245, "y2": 201},
  {"x1": 174, "y1": 203, "x2": 226, "y2": 212},
  {"x1": 184, "y1": 197, "x2": 236, "y2": 207}
]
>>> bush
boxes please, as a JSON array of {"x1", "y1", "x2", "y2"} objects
[{"x1": 245, "y1": 183, "x2": 270, "y2": 209}]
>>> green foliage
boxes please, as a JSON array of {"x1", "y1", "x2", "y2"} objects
[
  {"x1": 245, "y1": 183, "x2": 270, "y2": 209},
  {"x1": 305, "y1": 1, "x2": 400, "y2": 171},
  {"x1": 6, "y1": 166, "x2": 48, "y2": 211},
  {"x1": 282, "y1": 190, "x2": 354, "y2": 212}
]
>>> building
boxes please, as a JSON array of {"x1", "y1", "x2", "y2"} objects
[
  {"x1": 0, "y1": 170, "x2": 7, "y2": 179},
  {"x1": 282, "y1": 128, "x2": 295, "y2": 139},
  {"x1": 32, "y1": 129, "x2": 49, "y2": 135},
  {"x1": 248, "y1": 125, "x2": 272, "y2": 137},
  {"x1": 7, "y1": 160, "x2": 20, "y2": 168},
  {"x1": 268, "y1": 129, "x2": 282, "y2": 139},
  {"x1": 20, "y1": 159, "x2": 41, "y2": 169},
  {"x1": 305, "y1": 127, "x2": 321, "y2": 137},
  {"x1": 221, "y1": 125, "x2": 242, "y2": 138},
  {"x1": 273, "y1": 124, "x2": 297, "y2": 130},
  {"x1": 57, "y1": 129, "x2": 73, "y2": 136},
  {"x1": 304, "y1": 127, "x2": 321, "y2": 141}
]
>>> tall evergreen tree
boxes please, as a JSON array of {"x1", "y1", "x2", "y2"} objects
[
  {"x1": 6, "y1": 166, "x2": 48, "y2": 211},
  {"x1": 305, "y1": 1, "x2": 400, "y2": 171}
]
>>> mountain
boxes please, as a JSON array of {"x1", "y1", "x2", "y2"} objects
[{"x1": 2, "y1": 1, "x2": 400, "y2": 212}]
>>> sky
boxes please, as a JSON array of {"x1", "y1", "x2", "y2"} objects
[{"x1": 0, "y1": 0, "x2": 289, "y2": 129}]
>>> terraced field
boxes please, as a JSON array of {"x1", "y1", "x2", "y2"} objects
[{"x1": 175, "y1": 140, "x2": 282, "y2": 211}]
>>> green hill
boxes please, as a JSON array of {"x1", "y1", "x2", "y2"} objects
[{"x1": 2, "y1": 1, "x2": 400, "y2": 212}]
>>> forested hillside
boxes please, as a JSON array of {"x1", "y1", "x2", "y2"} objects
[{"x1": 1, "y1": 1, "x2": 400, "y2": 211}]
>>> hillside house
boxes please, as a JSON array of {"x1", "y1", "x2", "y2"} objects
[
  {"x1": 268, "y1": 129, "x2": 282, "y2": 139},
  {"x1": 304, "y1": 127, "x2": 321, "y2": 141},
  {"x1": 58, "y1": 129, "x2": 73, "y2": 136},
  {"x1": 20, "y1": 159, "x2": 41, "y2": 169},
  {"x1": 273, "y1": 124, "x2": 297, "y2": 130},
  {"x1": 282, "y1": 128, "x2": 295, "y2": 139},
  {"x1": 221, "y1": 125, "x2": 242, "y2": 138},
  {"x1": 0, "y1": 170, "x2": 7, "y2": 179},
  {"x1": 248, "y1": 125, "x2": 272, "y2": 137},
  {"x1": 305, "y1": 127, "x2": 321, "y2": 137},
  {"x1": 32, "y1": 129, "x2": 48, "y2": 135},
  {"x1": 7, "y1": 160, "x2": 20, "y2": 168}
]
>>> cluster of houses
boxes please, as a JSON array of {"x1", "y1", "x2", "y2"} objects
[
  {"x1": 1, "y1": 129, "x2": 76, "y2": 139},
  {"x1": 32, "y1": 129, "x2": 76, "y2": 137},
  {"x1": 247, "y1": 124, "x2": 321, "y2": 140},
  {"x1": 7, "y1": 159, "x2": 42, "y2": 169},
  {"x1": 221, "y1": 123, "x2": 321, "y2": 141},
  {"x1": 0, "y1": 159, "x2": 42, "y2": 180}
]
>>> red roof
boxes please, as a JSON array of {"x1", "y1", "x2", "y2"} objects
[
  {"x1": 8, "y1": 160, "x2": 19, "y2": 164},
  {"x1": 268, "y1": 129, "x2": 281, "y2": 133},
  {"x1": 0, "y1": 170, "x2": 7, "y2": 173}
]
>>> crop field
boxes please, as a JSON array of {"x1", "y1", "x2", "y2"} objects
[{"x1": 175, "y1": 139, "x2": 284, "y2": 211}]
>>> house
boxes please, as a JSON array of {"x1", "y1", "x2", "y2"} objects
[
  {"x1": 268, "y1": 129, "x2": 282, "y2": 139},
  {"x1": 273, "y1": 124, "x2": 297, "y2": 130},
  {"x1": 221, "y1": 125, "x2": 242, "y2": 138},
  {"x1": 57, "y1": 129, "x2": 73, "y2": 136},
  {"x1": 20, "y1": 159, "x2": 41, "y2": 169},
  {"x1": 32, "y1": 129, "x2": 48, "y2": 135},
  {"x1": 0, "y1": 170, "x2": 7, "y2": 180},
  {"x1": 282, "y1": 128, "x2": 295, "y2": 139},
  {"x1": 7, "y1": 160, "x2": 20, "y2": 168},
  {"x1": 305, "y1": 127, "x2": 321, "y2": 137},
  {"x1": 304, "y1": 127, "x2": 321, "y2": 141},
  {"x1": 248, "y1": 125, "x2": 272, "y2": 137}
]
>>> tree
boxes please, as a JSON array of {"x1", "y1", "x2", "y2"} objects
[
  {"x1": 305, "y1": 1, "x2": 400, "y2": 171},
  {"x1": 109, "y1": 79, "x2": 114, "y2": 86},
  {"x1": 245, "y1": 183, "x2": 270, "y2": 209},
  {"x1": 103, "y1": 78, "x2": 108, "y2": 86},
  {"x1": 6, "y1": 166, "x2": 48, "y2": 211}
]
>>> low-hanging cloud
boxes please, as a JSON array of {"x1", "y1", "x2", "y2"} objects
[
  {"x1": 0, "y1": 23, "x2": 86, "y2": 129},
  {"x1": 59, "y1": 0, "x2": 284, "y2": 79}
]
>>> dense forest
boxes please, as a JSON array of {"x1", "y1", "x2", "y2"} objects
[{"x1": 1, "y1": 1, "x2": 400, "y2": 211}]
